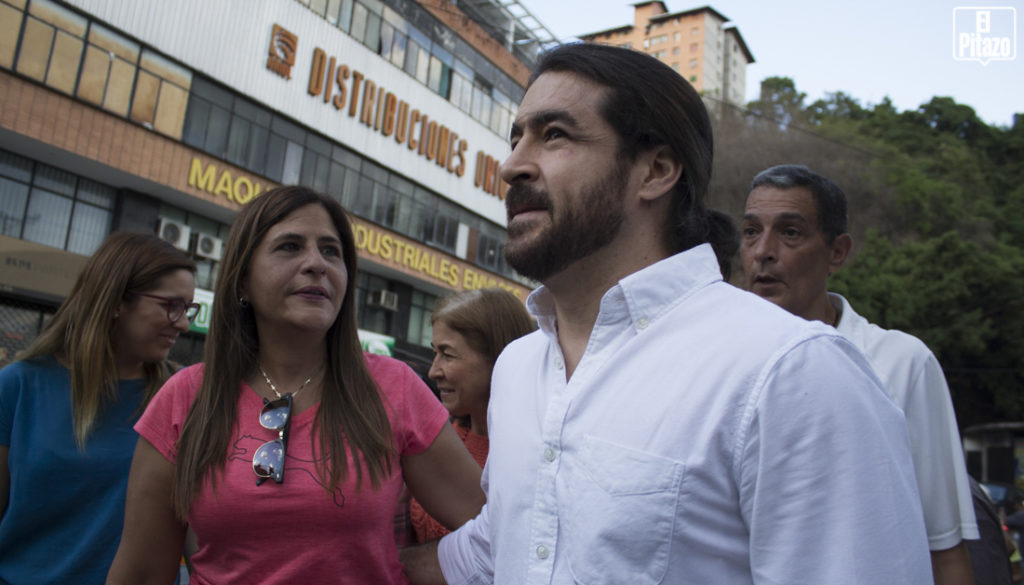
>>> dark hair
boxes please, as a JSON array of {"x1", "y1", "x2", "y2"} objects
[
  {"x1": 750, "y1": 164, "x2": 848, "y2": 244},
  {"x1": 19, "y1": 232, "x2": 195, "y2": 447},
  {"x1": 533, "y1": 42, "x2": 736, "y2": 266},
  {"x1": 174, "y1": 186, "x2": 393, "y2": 518}
]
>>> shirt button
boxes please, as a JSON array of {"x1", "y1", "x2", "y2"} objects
[
  {"x1": 554, "y1": 357, "x2": 564, "y2": 370},
  {"x1": 537, "y1": 545, "x2": 550, "y2": 559},
  {"x1": 544, "y1": 447, "x2": 556, "y2": 462},
  {"x1": 637, "y1": 317, "x2": 649, "y2": 330}
]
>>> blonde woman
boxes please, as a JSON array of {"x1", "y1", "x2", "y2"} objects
[
  {"x1": 0, "y1": 232, "x2": 197, "y2": 584},
  {"x1": 410, "y1": 289, "x2": 534, "y2": 542},
  {"x1": 108, "y1": 186, "x2": 484, "y2": 585}
]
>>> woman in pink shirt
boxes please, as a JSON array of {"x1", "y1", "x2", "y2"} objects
[{"x1": 107, "y1": 186, "x2": 485, "y2": 585}]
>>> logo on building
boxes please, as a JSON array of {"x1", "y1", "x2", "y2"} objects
[
  {"x1": 267, "y1": 24, "x2": 298, "y2": 78},
  {"x1": 953, "y1": 7, "x2": 1016, "y2": 65}
]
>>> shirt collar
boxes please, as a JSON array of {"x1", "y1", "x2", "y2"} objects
[{"x1": 525, "y1": 243, "x2": 723, "y2": 336}]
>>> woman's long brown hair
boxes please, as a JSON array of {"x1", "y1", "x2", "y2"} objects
[
  {"x1": 173, "y1": 186, "x2": 394, "y2": 518},
  {"x1": 17, "y1": 232, "x2": 196, "y2": 448}
]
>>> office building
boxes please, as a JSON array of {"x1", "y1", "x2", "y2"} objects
[{"x1": 0, "y1": 0, "x2": 558, "y2": 372}]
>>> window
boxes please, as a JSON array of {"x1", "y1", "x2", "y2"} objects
[
  {"x1": 690, "y1": 59, "x2": 698, "y2": 69},
  {"x1": 16, "y1": 0, "x2": 87, "y2": 95},
  {"x1": 0, "y1": 150, "x2": 114, "y2": 255},
  {"x1": 130, "y1": 50, "x2": 193, "y2": 138},
  {"x1": 77, "y1": 24, "x2": 139, "y2": 117},
  {"x1": 406, "y1": 289, "x2": 437, "y2": 348},
  {"x1": 0, "y1": 1, "x2": 24, "y2": 69},
  {"x1": 690, "y1": 43, "x2": 699, "y2": 53}
]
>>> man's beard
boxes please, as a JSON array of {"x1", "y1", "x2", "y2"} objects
[{"x1": 504, "y1": 163, "x2": 628, "y2": 282}]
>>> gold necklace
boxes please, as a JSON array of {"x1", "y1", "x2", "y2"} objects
[{"x1": 258, "y1": 363, "x2": 323, "y2": 399}]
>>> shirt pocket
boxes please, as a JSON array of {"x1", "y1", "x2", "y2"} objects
[{"x1": 565, "y1": 435, "x2": 685, "y2": 585}]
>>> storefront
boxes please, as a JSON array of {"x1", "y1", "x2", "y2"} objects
[{"x1": 0, "y1": 0, "x2": 551, "y2": 373}]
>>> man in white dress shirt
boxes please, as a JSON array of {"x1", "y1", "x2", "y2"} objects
[
  {"x1": 740, "y1": 163, "x2": 979, "y2": 585},
  {"x1": 402, "y1": 43, "x2": 931, "y2": 585}
]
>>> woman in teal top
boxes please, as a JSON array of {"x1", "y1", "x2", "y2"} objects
[{"x1": 0, "y1": 232, "x2": 196, "y2": 585}]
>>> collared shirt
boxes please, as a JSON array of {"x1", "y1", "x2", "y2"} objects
[
  {"x1": 831, "y1": 292, "x2": 979, "y2": 550},
  {"x1": 439, "y1": 244, "x2": 932, "y2": 585}
]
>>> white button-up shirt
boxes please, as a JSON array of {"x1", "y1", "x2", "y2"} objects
[{"x1": 439, "y1": 244, "x2": 931, "y2": 585}]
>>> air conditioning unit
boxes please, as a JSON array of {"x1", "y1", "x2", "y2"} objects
[
  {"x1": 195, "y1": 233, "x2": 224, "y2": 261},
  {"x1": 367, "y1": 289, "x2": 399, "y2": 312},
  {"x1": 157, "y1": 217, "x2": 191, "y2": 251}
]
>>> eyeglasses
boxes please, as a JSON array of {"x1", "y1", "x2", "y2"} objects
[
  {"x1": 133, "y1": 292, "x2": 202, "y2": 323},
  {"x1": 253, "y1": 393, "x2": 292, "y2": 485}
]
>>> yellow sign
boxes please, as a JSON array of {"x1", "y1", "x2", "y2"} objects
[
  {"x1": 188, "y1": 157, "x2": 268, "y2": 204},
  {"x1": 350, "y1": 219, "x2": 527, "y2": 299}
]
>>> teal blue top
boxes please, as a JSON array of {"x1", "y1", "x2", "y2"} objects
[{"x1": 0, "y1": 355, "x2": 146, "y2": 585}]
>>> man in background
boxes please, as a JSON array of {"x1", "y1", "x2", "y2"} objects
[{"x1": 740, "y1": 163, "x2": 979, "y2": 585}]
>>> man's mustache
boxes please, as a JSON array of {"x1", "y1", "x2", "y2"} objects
[{"x1": 505, "y1": 184, "x2": 551, "y2": 220}]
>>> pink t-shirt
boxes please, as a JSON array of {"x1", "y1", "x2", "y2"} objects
[{"x1": 135, "y1": 354, "x2": 448, "y2": 585}]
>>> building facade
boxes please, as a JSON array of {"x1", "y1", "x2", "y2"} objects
[
  {"x1": 0, "y1": 0, "x2": 556, "y2": 374},
  {"x1": 578, "y1": 1, "x2": 754, "y2": 107}
]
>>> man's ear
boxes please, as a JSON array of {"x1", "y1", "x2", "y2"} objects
[
  {"x1": 828, "y1": 233, "x2": 852, "y2": 275},
  {"x1": 636, "y1": 145, "x2": 683, "y2": 203}
]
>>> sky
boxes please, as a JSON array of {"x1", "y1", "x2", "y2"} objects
[{"x1": 515, "y1": 0, "x2": 1022, "y2": 127}]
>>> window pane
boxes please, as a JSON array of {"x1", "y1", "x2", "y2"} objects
[
  {"x1": 23, "y1": 189, "x2": 72, "y2": 248},
  {"x1": 247, "y1": 124, "x2": 269, "y2": 175},
  {"x1": 182, "y1": 97, "x2": 209, "y2": 148},
  {"x1": 325, "y1": 0, "x2": 342, "y2": 25},
  {"x1": 390, "y1": 32, "x2": 407, "y2": 68},
  {"x1": 300, "y1": 149, "x2": 318, "y2": 187},
  {"x1": 309, "y1": 0, "x2": 327, "y2": 17},
  {"x1": 66, "y1": 202, "x2": 111, "y2": 255},
  {"x1": 282, "y1": 141, "x2": 303, "y2": 185},
  {"x1": 327, "y1": 162, "x2": 346, "y2": 202},
  {"x1": 363, "y1": 12, "x2": 381, "y2": 52},
  {"x1": 76, "y1": 178, "x2": 115, "y2": 208},
  {"x1": 265, "y1": 134, "x2": 286, "y2": 182},
  {"x1": 204, "y1": 104, "x2": 231, "y2": 157},
  {"x1": 379, "y1": 22, "x2": 394, "y2": 61},
  {"x1": 337, "y1": 0, "x2": 354, "y2": 33},
  {"x1": 350, "y1": 175, "x2": 375, "y2": 217},
  {"x1": 33, "y1": 164, "x2": 75, "y2": 196},
  {"x1": 313, "y1": 155, "x2": 330, "y2": 192},
  {"x1": 225, "y1": 116, "x2": 251, "y2": 166},
  {"x1": 0, "y1": 150, "x2": 33, "y2": 183},
  {"x1": 404, "y1": 40, "x2": 419, "y2": 77},
  {"x1": 415, "y1": 47, "x2": 429, "y2": 84},
  {"x1": 0, "y1": 178, "x2": 29, "y2": 237},
  {"x1": 350, "y1": 3, "x2": 367, "y2": 43}
]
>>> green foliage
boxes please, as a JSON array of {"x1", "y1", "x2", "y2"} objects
[{"x1": 737, "y1": 77, "x2": 1024, "y2": 428}]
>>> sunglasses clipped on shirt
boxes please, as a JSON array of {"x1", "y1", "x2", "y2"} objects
[
  {"x1": 133, "y1": 292, "x2": 202, "y2": 324},
  {"x1": 254, "y1": 393, "x2": 292, "y2": 485}
]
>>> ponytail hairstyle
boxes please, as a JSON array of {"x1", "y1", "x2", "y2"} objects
[{"x1": 533, "y1": 43, "x2": 737, "y2": 274}]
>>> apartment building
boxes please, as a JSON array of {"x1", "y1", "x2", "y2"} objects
[
  {"x1": 579, "y1": 1, "x2": 754, "y2": 107},
  {"x1": 0, "y1": 0, "x2": 559, "y2": 372}
]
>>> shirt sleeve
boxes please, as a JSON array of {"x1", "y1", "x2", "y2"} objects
[
  {"x1": 737, "y1": 334, "x2": 933, "y2": 585},
  {"x1": 439, "y1": 497, "x2": 494, "y2": 585},
  {"x1": 904, "y1": 350, "x2": 979, "y2": 548},
  {"x1": 367, "y1": 354, "x2": 448, "y2": 457},
  {"x1": 134, "y1": 365, "x2": 202, "y2": 462}
]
